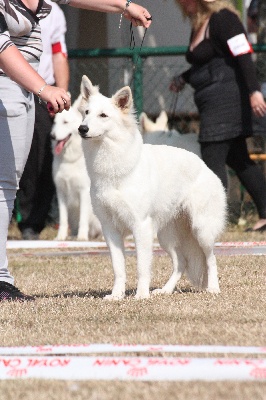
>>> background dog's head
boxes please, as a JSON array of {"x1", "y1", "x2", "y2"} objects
[
  {"x1": 78, "y1": 75, "x2": 136, "y2": 140},
  {"x1": 139, "y1": 111, "x2": 169, "y2": 134},
  {"x1": 51, "y1": 95, "x2": 83, "y2": 156}
]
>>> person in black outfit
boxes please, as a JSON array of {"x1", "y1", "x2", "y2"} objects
[
  {"x1": 16, "y1": 0, "x2": 69, "y2": 240},
  {"x1": 170, "y1": 0, "x2": 266, "y2": 232},
  {"x1": 16, "y1": 100, "x2": 57, "y2": 239}
]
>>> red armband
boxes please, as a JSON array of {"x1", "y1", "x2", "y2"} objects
[{"x1": 52, "y1": 42, "x2": 67, "y2": 57}]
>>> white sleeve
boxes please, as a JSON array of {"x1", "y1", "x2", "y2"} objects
[{"x1": 50, "y1": 3, "x2": 67, "y2": 51}]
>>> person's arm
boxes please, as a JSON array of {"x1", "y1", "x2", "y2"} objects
[
  {"x1": 53, "y1": 52, "x2": 69, "y2": 91},
  {"x1": 0, "y1": 6, "x2": 70, "y2": 112},
  {"x1": 52, "y1": 0, "x2": 152, "y2": 28},
  {"x1": 211, "y1": 9, "x2": 266, "y2": 117},
  {"x1": 0, "y1": 45, "x2": 70, "y2": 112}
]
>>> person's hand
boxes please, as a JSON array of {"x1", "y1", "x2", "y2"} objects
[
  {"x1": 250, "y1": 90, "x2": 266, "y2": 117},
  {"x1": 169, "y1": 75, "x2": 186, "y2": 93},
  {"x1": 123, "y1": 3, "x2": 152, "y2": 28},
  {"x1": 38, "y1": 85, "x2": 71, "y2": 113}
]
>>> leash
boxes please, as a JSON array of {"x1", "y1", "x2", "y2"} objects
[
  {"x1": 128, "y1": 23, "x2": 148, "y2": 87},
  {"x1": 119, "y1": 12, "x2": 152, "y2": 88},
  {"x1": 169, "y1": 92, "x2": 179, "y2": 115},
  {"x1": 168, "y1": 92, "x2": 179, "y2": 130}
]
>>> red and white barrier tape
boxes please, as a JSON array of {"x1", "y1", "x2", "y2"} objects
[
  {"x1": 6, "y1": 241, "x2": 266, "y2": 256},
  {"x1": 0, "y1": 343, "x2": 265, "y2": 355},
  {"x1": 0, "y1": 356, "x2": 265, "y2": 381},
  {"x1": 6, "y1": 240, "x2": 110, "y2": 249},
  {"x1": 216, "y1": 241, "x2": 266, "y2": 247},
  {"x1": 6, "y1": 240, "x2": 266, "y2": 250}
]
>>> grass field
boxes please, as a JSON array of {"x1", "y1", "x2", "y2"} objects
[{"x1": 0, "y1": 221, "x2": 265, "y2": 400}]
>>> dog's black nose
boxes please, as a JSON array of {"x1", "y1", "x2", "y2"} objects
[{"x1": 78, "y1": 125, "x2": 89, "y2": 138}]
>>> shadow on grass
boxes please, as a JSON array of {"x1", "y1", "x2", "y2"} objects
[
  {"x1": 34, "y1": 288, "x2": 136, "y2": 300},
  {"x1": 34, "y1": 286, "x2": 196, "y2": 300}
]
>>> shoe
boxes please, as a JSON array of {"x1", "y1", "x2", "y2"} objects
[
  {"x1": 0, "y1": 282, "x2": 35, "y2": 302},
  {"x1": 21, "y1": 228, "x2": 39, "y2": 240},
  {"x1": 245, "y1": 223, "x2": 266, "y2": 232}
]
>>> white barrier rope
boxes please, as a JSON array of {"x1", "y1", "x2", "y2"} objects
[{"x1": 0, "y1": 356, "x2": 265, "y2": 381}]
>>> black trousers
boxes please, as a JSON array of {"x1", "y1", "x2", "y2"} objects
[
  {"x1": 16, "y1": 96, "x2": 55, "y2": 233},
  {"x1": 201, "y1": 136, "x2": 266, "y2": 219}
]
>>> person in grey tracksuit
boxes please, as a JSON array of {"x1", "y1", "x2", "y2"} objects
[{"x1": 0, "y1": 0, "x2": 152, "y2": 301}]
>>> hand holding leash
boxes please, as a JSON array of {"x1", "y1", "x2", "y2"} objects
[
  {"x1": 169, "y1": 75, "x2": 186, "y2": 93},
  {"x1": 122, "y1": 1, "x2": 152, "y2": 28},
  {"x1": 37, "y1": 85, "x2": 71, "y2": 114}
]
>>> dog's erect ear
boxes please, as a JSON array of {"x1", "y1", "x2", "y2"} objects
[
  {"x1": 140, "y1": 110, "x2": 169, "y2": 133},
  {"x1": 139, "y1": 112, "x2": 156, "y2": 133},
  {"x1": 112, "y1": 86, "x2": 132, "y2": 113},
  {"x1": 72, "y1": 94, "x2": 82, "y2": 111},
  {"x1": 155, "y1": 111, "x2": 169, "y2": 131},
  {"x1": 139, "y1": 112, "x2": 149, "y2": 133},
  {"x1": 80, "y1": 75, "x2": 99, "y2": 100}
]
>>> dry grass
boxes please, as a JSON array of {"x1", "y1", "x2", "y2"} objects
[{"x1": 1, "y1": 222, "x2": 266, "y2": 399}]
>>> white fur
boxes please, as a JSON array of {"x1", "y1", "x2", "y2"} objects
[
  {"x1": 139, "y1": 111, "x2": 202, "y2": 158},
  {"x1": 78, "y1": 75, "x2": 227, "y2": 300},
  {"x1": 51, "y1": 95, "x2": 102, "y2": 241}
]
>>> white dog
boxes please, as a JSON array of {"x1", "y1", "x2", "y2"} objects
[
  {"x1": 51, "y1": 95, "x2": 102, "y2": 241},
  {"x1": 139, "y1": 110, "x2": 202, "y2": 158},
  {"x1": 78, "y1": 75, "x2": 227, "y2": 300}
]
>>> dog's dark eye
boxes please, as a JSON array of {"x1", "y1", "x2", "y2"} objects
[
  {"x1": 100, "y1": 113, "x2": 108, "y2": 118},
  {"x1": 85, "y1": 110, "x2": 89, "y2": 115}
]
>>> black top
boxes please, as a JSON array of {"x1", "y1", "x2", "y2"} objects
[{"x1": 182, "y1": 9, "x2": 260, "y2": 94}]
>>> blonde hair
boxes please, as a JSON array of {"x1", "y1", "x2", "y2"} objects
[{"x1": 175, "y1": 0, "x2": 240, "y2": 30}]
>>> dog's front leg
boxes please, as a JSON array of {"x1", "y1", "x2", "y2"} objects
[
  {"x1": 134, "y1": 218, "x2": 154, "y2": 299},
  {"x1": 77, "y1": 187, "x2": 90, "y2": 240},
  {"x1": 103, "y1": 227, "x2": 126, "y2": 300},
  {"x1": 55, "y1": 192, "x2": 69, "y2": 240}
]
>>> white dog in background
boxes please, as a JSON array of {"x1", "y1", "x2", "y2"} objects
[
  {"x1": 139, "y1": 110, "x2": 202, "y2": 158},
  {"x1": 51, "y1": 95, "x2": 102, "y2": 241},
  {"x1": 78, "y1": 75, "x2": 227, "y2": 300}
]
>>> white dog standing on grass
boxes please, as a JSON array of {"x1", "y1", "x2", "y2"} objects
[
  {"x1": 51, "y1": 95, "x2": 102, "y2": 241},
  {"x1": 78, "y1": 75, "x2": 227, "y2": 300}
]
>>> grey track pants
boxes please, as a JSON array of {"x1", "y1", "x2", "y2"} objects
[{"x1": 0, "y1": 76, "x2": 35, "y2": 284}]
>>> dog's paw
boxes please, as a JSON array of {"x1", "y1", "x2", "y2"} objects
[
  {"x1": 103, "y1": 293, "x2": 125, "y2": 301},
  {"x1": 135, "y1": 292, "x2": 150, "y2": 300},
  {"x1": 152, "y1": 288, "x2": 163, "y2": 295},
  {"x1": 206, "y1": 287, "x2": 220, "y2": 294},
  {"x1": 76, "y1": 236, "x2": 89, "y2": 241},
  {"x1": 54, "y1": 235, "x2": 67, "y2": 241},
  {"x1": 151, "y1": 288, "x2": 170, "y2": 295}
]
